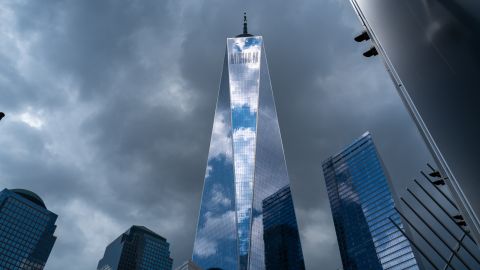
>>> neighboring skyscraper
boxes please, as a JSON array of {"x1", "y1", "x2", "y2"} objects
[
  {"x1": 323, "y1": 132, "x2": 419, "y2": 270},
  {"x1": 262, "y1": 186, "x2": 305, "y2": 270},
  {"x1": 175, "y1": 260, "x2": 202, "y2": 270},
  {"x1": 192, "y1": 14, "x2": 305, "y2": 270},
  {"x1": 97, "y1": 225, "x2": 173, "y2": 270},
  {"x1": 349, "y1": 0, "x2": 480, "y2": 242},
  {"x1": 0, "y1": 188, "x2": 58, "y2": 270}
]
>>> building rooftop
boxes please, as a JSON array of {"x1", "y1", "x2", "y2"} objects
[
  {"x1": 130, "y1": 225, "x2": 167, "y2": 242},
  {"x1": 11, "y1": 189, "x2": 46, "y2": 208},
  {"x1": 322, "y1": 131, "x2": 372, "y2": 165}
]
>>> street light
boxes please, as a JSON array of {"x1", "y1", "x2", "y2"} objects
[
  {"x1": 354, "y1": 31, "x2": 378, "y2": 57},
  {"x1": 363, "y1": 47, "x2": 378, "y2": 57},
  {"x1": 0, "y1": 112, "x2": 4, "y2": 121},
  {"x1": 354, "y1": 30, "x2": 370, "y2": 42}
]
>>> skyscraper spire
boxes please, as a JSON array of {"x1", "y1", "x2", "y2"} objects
[
  {"x1": 243, "y1": 12, "x2": 248, "y2": 35},
  {"x1": 237, "y1": 12, "x2": 253, "y2": 37}
]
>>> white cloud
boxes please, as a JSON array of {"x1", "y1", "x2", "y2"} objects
[
  {"x1": 210, "y1": 184, "x2": 231, "y2": 208},
  {"x1": 232, "y1": 127, "x2": 256, "y2": 223},
  {"x1": 193, "y1": 210, "x2": 236, "y2": 258},
  {"x1": 0, "y1": 3, "x2": 38, "y2": 79},
  {"x1": 300, "y1": 208, "x2": 337, "y2": 246},
  {"x1": 229, "y1": 79, "x2": 260, "y2": 113},
  {"x1": 193, "y1": 237, "x2": 217, "y2": 257},
  {"x1": 205, "y1": 165, "x2": 213, "y2": 178},
  {"x1": 296, "y1": 208, "x2": 341, "y2": 269},
  {"x1": 207, "y1": 110, "x2": 232, "y2": 160},
  {"x1": 17, "y1": 109, "x2": 45, "y2": 129},
  {"x1": 48, "y1": 199, "x2": 124, "y2": 269}
]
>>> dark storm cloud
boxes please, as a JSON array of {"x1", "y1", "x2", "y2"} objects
[{"x1": 0, "y1": 0, "x2": 433, "y2": 269}]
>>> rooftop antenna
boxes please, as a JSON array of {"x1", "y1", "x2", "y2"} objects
[
  {"x1": 237, "y1": 12, "x2": 253, "y2": 37},
  {"x1": 243, "y1": 12, "x2": 248, "y2": 35}
]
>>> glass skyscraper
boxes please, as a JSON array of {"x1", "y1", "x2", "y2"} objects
[
  {"x1": 0, "y1": 188, "x2": 58, "y2": 270},
  {"x1": 323, "y1": 132, "x2": 419, "y2": 270},
  {"x1": 262, "y1": 186, "x2": 305, "y2": 270},
  {"x1": 97, "y1": 225, "x2": 173, "y2": 270},
  {"x1": 192, "y1": 16, "x2": 304, "y2": 270}
]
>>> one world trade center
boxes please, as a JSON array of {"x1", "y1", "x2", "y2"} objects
[{"x1": 192, "y1": 15, "x2": 305, "y2": 270}]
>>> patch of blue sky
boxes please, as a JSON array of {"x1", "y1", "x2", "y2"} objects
[
  {"x1": 244, "y1": 37, "x2": 261, "y2": 49},
  {"x1": 232, "y1": 105, "x2": 256, "y2": 130}
]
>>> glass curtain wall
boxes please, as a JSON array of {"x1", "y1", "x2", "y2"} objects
[{"x1": 193, "y1": 36, "x2": 305, "y2": 270}]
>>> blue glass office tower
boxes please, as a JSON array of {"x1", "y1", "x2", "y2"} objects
[
  {"x1": 192, "y1": 17, "x2": 304, "y2": 270},
  {"x1": 0, "y1": 188, "x2": 57, "y2": 270},
  {"x1": 97, "y1": 225, "x2": 173, "y2": 270},
  {"x1": 262, "y1": 186, "x2": 305, "y2": 270},
  {"x1": 323, "y1": 132, "x2": 420, "y2": 270}
]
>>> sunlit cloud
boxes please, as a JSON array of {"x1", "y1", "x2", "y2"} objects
[{"x1": 15, "y1": 108, "x2": 45, "y2": 129}]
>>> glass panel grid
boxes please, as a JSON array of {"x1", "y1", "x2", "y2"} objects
[
  {"x1": 193, "y1": 36, "x2": 304, "y2": 270},
  {"x1": 0, "y1": 189, "x2": 57, "y2": 270},
  {"x1": 323, "y1": 133, "x2": 419, "y2": 270}
]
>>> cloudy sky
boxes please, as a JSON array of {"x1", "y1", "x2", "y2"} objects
[{"x1": 0, "y1": 0, "x2": 434, "y2": 269}]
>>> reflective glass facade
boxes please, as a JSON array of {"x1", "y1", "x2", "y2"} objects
[
  {"x1": 262, "y1": 186, "x2": 305, "y2": 270},
  {"x1": 192, "y1": 35, "x2": 304, "y2": 270},
  {"x1": 97, "y1": 225, "x2": 173, "y2": 270},
  {"x1": 323, "y1": 132, "x2": 419, "y2": 270},
  {"x1": 0, "y1": 188, "x2": 57, "y2": 270}
]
